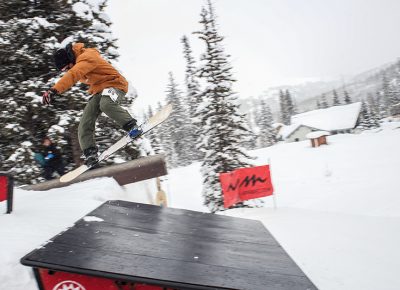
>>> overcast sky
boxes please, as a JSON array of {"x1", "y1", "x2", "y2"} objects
[{"x1": 106, "y1": 0, "x2": 400, "y2": 112}]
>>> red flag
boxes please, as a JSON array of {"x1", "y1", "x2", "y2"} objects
[
  {"x1": 220, "y1": 165, "x2": 274, "y2": 208},
  {"x1": 0, "y1": 176, "x2": 8, "y2": 202}
]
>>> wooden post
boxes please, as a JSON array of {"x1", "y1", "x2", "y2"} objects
[
  {"x1": 268, "y1": 158, "x2": 277, "y2": 210},
  {"x1": 155, "y1": 177, "x2": 168, "y2": 207}
]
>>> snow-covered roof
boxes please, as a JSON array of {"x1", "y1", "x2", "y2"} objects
[
  {"x1": 278, "y1": 124, "x2": 318, "y2": 139},
  {"x1": 278, "y1": 123, "x2": 299, "y2": 139},
  {"x1": 291, "y1": 102, "x2": 362, "y2": 131},
  {"x1": 279, "y1": 124, "x2": 319, "y2": 139},
  {"x1": 306, "y1": 131, "x2": 331, "y2": 139}
]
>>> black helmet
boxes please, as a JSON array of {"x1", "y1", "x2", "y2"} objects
[{"x1": 54, "y1": 43, "x2": 75, "y2": 71}]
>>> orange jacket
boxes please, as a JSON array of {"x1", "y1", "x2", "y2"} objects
[{"x1": 53, "y1": 43, "x2": 128, "y2": 95}]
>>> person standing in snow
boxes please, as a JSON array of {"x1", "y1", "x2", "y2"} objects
[
  {"x1": 35, "y1": 136, "x2": 65, "y2": 180},
  {"x1": 42, "y1": 41, "x2": 140, "y2": 166}
]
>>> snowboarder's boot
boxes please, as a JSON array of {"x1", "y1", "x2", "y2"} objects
[
  {"x1": 123, "y1": 119, "x2": 143, "y2": 139},
  {"x1": 128, "y1": 125, "x2": 143, "y2": 139},
  {"x1": 83, "y1": 146, "x2": 99, "y2": 167}
]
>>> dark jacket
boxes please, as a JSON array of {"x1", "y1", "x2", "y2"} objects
[{"x1": 43, "y1": 144, "x2": 63, "y2": 168}]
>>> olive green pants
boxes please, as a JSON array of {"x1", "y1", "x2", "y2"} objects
[{"x1": 78, "y1": 88, "x2": 133, "y2": 151}]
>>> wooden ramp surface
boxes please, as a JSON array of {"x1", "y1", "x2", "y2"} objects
[
  {"x1": 21, "y1": 200, "x2": 317, "y2": 290},
  {"x1": 22, "y1": 154, "x2": 167, "y2": 191}
]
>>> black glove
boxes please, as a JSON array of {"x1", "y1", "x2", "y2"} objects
[{"x1": 42, "y1": 88, "x2": 58, "y2": 105}]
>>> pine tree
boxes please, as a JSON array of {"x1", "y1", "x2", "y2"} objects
[
  {"x1": 332, "y1": 89, "x2": 340, "y2": 106},
  {"x1": 380, "y1": 72, "x2": 399, "y2": 116},
  {"x1": 194, "y1": 1, "x2": 256, "y2": 213},
  {"x1": 357, "y1": 100, "x2": 370, "y2": 130},
  {"x1": 388, "y1": 80, "x2": 400, "y2": 116},
  {"x1": 279, "y1": 89, "x2": 296, "y2": 125},
  {"x1": 357, "y1": 99, "x2": 379, "y2": 130},
  {"x1": 242, "y1": 112, "x2": 258, "y2": 150},
  {"x1": 0, "y1": 0, "x2": 135, "y2": 184},
  {"x1": 279, "y1": 90, "x2": 289, "y2": 125},
  {"x1": 285, "y1": 89, "x2": 296, "y2": 120},
  {"x1": 320, "y1": 93, "x2": 329, "y2": 109},
  {"x1": 343, "y1": 89, "x2": 352, "y2": 104},
  {"x1": 257, "y1": 100, "x2": 276, "y2": 148},
  {"x1": 376, "y1": 90, "x2": 388, "y2": 119},
  {"x1": 145, "y1": 105, "x2": 164, "y2": 155},
  {"x1": 366, "y1": 93, "x2": 381, "y2": 128},
  {"x1": 316, "y1": 99, "x2": 321, "y2": 109},
  {"x1": 163, "y1": 72, "x2": 192, "y2": 167},
  {"x1": 0, "y1": 0, "x2": 70, "y2": 184},
  {"x1": 181, "y1": 35, "x2": 202, "y2": 161},
  {"x1": 154, "y1": 101, "x2": 170, "y2": 155}
]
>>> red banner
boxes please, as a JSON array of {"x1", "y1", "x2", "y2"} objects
[
  {"x1": 38, "y1": 268, "x2": 173, "y2": 290},
  {"x1": 220, "y1": 165, "x2": 274, "y2": 208},
  {"x1": 0, "y1": 176, "x2": 8, "y2": 202}
]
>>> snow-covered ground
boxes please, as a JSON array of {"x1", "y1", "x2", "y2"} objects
[{"x1": 1, "y1": 120, "x2": 400, "y2": 290}]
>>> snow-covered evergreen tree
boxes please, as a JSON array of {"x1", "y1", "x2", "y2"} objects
[
  {"x1": 357, "y1": 100, "x2": 370, "y2": 130},
  {"x1": 154, "y1": 101, "x2": 171, "y2": 155},
  {"x1": 278, "y1": 89, "x2": 295, "y2": 125},
  {"x1": 376, "y1": 90, "x2": 388, "y2": 119},
  {"x1": 285, "y1": 89, "x2": 296, "y2": 117},
  {"x1": 366, "y1": 93, "x2": 381, "y2": 128},
  {"x1": 0, "y1": 0, "x2": 139, "y2": 184},
  {"x1": 242, "y1": 112, "x2": 258, "y2": 150},
  {"x1": 316, "y1": 99, "x2": 321, "y2": 109},
  {"x1": 380, "y1": 72, "x2": 399, "y2": 116},
  {"x1": 0, "y1": 1, "x2": 69, "y2": 183},
  {"x1": 194, "y1": 1, "x2": 256, "y2": 213},
  {"x1": 163, "y1": 72, "x2": 192, "y2": 167},
  {"x1": 181, "y1": 35, "x2": 203, "y2": 160},
  {"x1": 279, "y1": 90, "x2": 289, "y2": 125},
  {"x1": 332, "y1": 89, "x2": 341, "y2": 106},
  {"x1": 343, "y1": 89, "x2": 352, "y2": 104},
  {"x1": 358, "y1": 99, "x2": 379, "y2": 130},
  {"x1": 145, "y1": 105, "x2": 164, "y2": 155},
  {"x1": 257, "y1": 100, "x2": 277, "y2": 148},
  {"x1": 320, "y1": 93, "x2": 329, "y2": 109}
]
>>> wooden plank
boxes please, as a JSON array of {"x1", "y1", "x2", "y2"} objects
[
  {"x1": 21, "y1": 201, "x2": 317, "y2": 290},
  {"x1": 22, "y1": 155, "x2": 167, "y2": 191},
  {"x1": 87, "y1": 200, "x2": 273, "y2": 245},
  {"x1": 49, "y1": 221, "x2": 302, "y2": 276}
]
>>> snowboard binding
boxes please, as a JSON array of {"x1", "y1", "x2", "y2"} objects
[{"x1": 128, "y1": 125, "x2": 143, "y2": 139}]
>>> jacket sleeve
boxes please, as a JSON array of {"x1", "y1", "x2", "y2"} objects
[{"x1": 52, "y1": 55, "x2": 97, "y2": 94}]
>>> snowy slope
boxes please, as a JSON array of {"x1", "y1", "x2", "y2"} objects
[{"x1": 1, "y1": 121, "x2": 400, "y2": 290}]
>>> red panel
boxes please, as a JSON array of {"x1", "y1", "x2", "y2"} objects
[
  {"x1": 38, "y1": 269, "x2": 170, "y2": 290},
  {"x1": 220, "y1": 165, "x2": 274, "y2": 208},
  {"x1": 0, "y1": 176, "x2": 8, "y2": 202}
]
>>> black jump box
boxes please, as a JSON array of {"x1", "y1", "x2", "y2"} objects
[{"x1": 21, "y1": 200, "x2": 316, "y2": 290}]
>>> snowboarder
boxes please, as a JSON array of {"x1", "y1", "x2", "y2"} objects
[
  {"x1": 42, "y1": 41, "x2": 141, "y2": 166},
  {"x1": 35, "y1": 136, "x2": 65, "y2": 180}
]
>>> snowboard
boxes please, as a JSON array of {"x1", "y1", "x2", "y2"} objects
[{"x1": 59, "y1": 103, "x2": 173, "y2": 183}]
